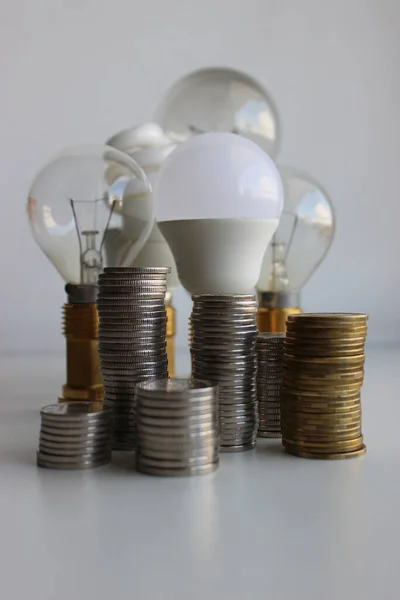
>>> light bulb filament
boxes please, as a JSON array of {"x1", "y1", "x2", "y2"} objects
[{"x1": 70, "y1": 198, "x2": 116, "y2": 285}]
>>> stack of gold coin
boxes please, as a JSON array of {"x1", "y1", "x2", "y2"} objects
[{"x1": 281, "y1": 313, "x2": 368, "y2": 460}]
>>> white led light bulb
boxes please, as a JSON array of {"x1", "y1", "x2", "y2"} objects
[{"x1": 154, "y1": 132, "x2": 283, "y2": 295}]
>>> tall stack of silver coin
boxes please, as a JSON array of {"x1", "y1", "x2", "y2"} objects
[
  {"x1": 37, "y1": 402, "x2": 112, "y2": 469},
  {"x1": 190, "y1": 294, "x2": 258, "y2": 452},
  {"x1": 97, "y1": 267, "x2": 170, "y2": 450},
  {"x1": 135, "y1": 379, "x2": 219, "y2": 476},
  {"x1": 256, "y1": 333, "x2": 285, "y2": 438}
]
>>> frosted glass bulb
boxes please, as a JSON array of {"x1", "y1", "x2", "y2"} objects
[
  {"x1": 155, "y1": 67, "x2": 280, "y2": 158},
  {"x1": 106, "y1": 123, "x2": 179, "y2": 294},
  {"x1": 154, "y1": 132, "x2": 283, "y2": 295},
  {"x1": 27, "y1": 144, "x2": 153, "y2": 284},
  {"x1": 256, "y1": 165, "x2": 335, "y2": 296}
]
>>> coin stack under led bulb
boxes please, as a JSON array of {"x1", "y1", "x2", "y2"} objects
[
  {"x1": 190, "y1": 295, "x2": 258, "y2": 452},
  {"x1": 135, "y1": 379, "x2": 219, "y2": 476},
  {"x1": 37, "y1": 402, "x2": 112, "y2": 469},
  {"x1": 256, "y1": 333, "x2": 285, "y2": 438},
  {"x1": 281, "y1": 313, "x2": 368, "y2": 459},
  {"x1": 97, "y1": 267, "x2": 170, "y2": 450}
]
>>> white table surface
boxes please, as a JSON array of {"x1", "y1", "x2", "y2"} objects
[{"x1": 0, "y1": 346, "x2": 398, "y2": 600}]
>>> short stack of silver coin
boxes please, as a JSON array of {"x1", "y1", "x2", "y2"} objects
[
  {"x1": 190, "y1": 295, "x2": 258, "y2": 452},
  {"x1": 37, "y1": 402, "x2": 112, "y2": 469},
  {"x1": 135, "y1": 379, "x2": 219, "y2": 476},
  {"x1": 256, "y1": 333, "x2": 285, "y2": 438},
  {"x1": 97, "y1": 267, "x2": 170, "y2": 450}
]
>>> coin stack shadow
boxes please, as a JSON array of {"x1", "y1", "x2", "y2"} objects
[
  {"x1": 281, "y1": 313, "x2": 368, "y2": 459},
  {"x1": 37, "y1": 402, "x2": 112, "y2": 469},
  {"x1": 190, "y1": 294, "x2": 258, "y2": 452},
  {"x1": 135, "y1": 379, "x2": 219, "y2": 476},
  {"x1": 256, "y1": 333, "x2": 285, "y2": 438},
  {"x1": 97, "y1": 267, "x2": 170, "y2": 450}
]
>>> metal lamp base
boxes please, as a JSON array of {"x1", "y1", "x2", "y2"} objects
[
  {"x1": 58, "y1": 284, "x2": 103, "y2": 403},
  {"x1": 256, "y1": 291, "x2": 302, "y2": 333},
  {"x1": 166, "y1": 303, "x2": 176, "y2": 378}
]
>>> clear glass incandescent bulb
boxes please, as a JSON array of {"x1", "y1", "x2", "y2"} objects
[
  {"x1": 106, "y1": 123, "x2": 179, "y2": 296},
  {"x1": 155, "y1": 67, "x2": 280, "y2": 158},
  {"x1": 153, "y1": 132, "x2": 283, "y2": 295},
  {"x1": 27, "y1": 144, "x2": 154, "y2": 285},
  {"x1": 256, "y1": 166, "x2": 335, "y2": 328}
]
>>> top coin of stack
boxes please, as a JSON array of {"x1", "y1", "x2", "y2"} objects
[
  {"x1": 281, "y1": 313, "x2": 368, "y2": 460},
  {"x1": 37, "y1": 402, "x2": 112, "y2": 469},
  {"x1": 135, "y1": 378, "x2": 219, "y2": 476},
  {"x1": 97, "y1": 267, "x2": 170, "y2": 450},
  {"x1": 190, "y1": 294, "x2": 258, "y2": 453}
]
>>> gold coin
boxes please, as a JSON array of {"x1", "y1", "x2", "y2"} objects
[
  {"x1": 282, "y1": 380, "x2": 363, "y2": 393},
  {"x1": 281, "y1": 404, "x2": 361, "y2": 416},
  {"x1": 282, "y1": 435, "x2": 363, "y2": 449},
  {"x1": 281, "y1": 400, "x2": 361, "y2": 414},
  {"x1": 284, "y1": 346, "x2": 365, "y2": 358},
  {"x1": 286, "y1": 325, "x2": 368, "y2": 337},
  {"x1": 283, "y1": 353, "x2": 365, "y2": 364},
  {"x1": 282, "y1": 371, "x2": 363, "y2": 382},
  {"x1": 287, "y1": 312, "x2": 368, "y2": 324},
  {"x1": 283, "y1": 358, "x2": 365, "y2": 371},
  {"x1": 281, "y1": 408, "x2": 361, "y2": 423},
  {"x1": 281, "y1": 424, "x2": 363, "y2": 435},
  {"x1": 281, "y1": 426, "x2": 362, "y2": 440},
  {"x1": 281, "y1": 386, "x2": 361, "y2": 399},
  {"x1": 284, "y1": 444, "x2": 367, "y2": 460}
]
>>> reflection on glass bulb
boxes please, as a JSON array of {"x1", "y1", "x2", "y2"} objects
[
  {"x1": 155, "y1": 67, "x2": 281, "y2": 158},
  {"x1": 27, "y1": 145, "x2": 153, "y2": 285},
  {"x1": 257, "y1": 166, "x2": 335, "y2": 298},
  {"x1": 106, "y1": 123, "x2": 179, "y2": 295}
]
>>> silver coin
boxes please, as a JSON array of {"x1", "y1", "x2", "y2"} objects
[
  {"x1": 137, "y1": 448, "x2": 218, "y2": 465},
  {"x1": 100, "y1": 358, "x2": 168, "y2": 370},
  {"x1": 98, "y1": 303, "x2": 167, "y2": 311},
  {"x1": 137, "y1": 450, "x2": 217, "y2": 468},
  {"x1": 220, "y1": 434, "x2": 257, "y2": 445},
  {"x1": 37, "y1": 454, "x2": 111, "y2": 469},
  {"x1": 39, "y1": 430, "x2": 111, "y2": 444},
  {"x1": 38, "y1": 443, "x2": 111, "y2": 457},
  {"x1": 136, "y1": 378, "x2": 216, "y2": 395},
  {"x1": 136, "y1": 424, "x2": 218, "y2": 438},
  {"x1": 137, "y1": 456, "x2": 218, "y2": 477},
  {"x1": 257, "y1": 431, "x2": 281, "y2": 438},
  {"x1": 40, "y1": 421, "x2": 111, "y2": 434},
  {"x1": 192, "y1": 293, "x2": 255, "y2": 302},
  {"x1": 219, "y1": 442, "x2": 256, "y2": 453},
  {"x1": 99, "y1": 340, "x2": 166, "y2": 349},
  {"x1": 99, "y1": 316, "x2": 167, "y2": 324},
  {"x1": 40, "y1": 403, "x2": 108, "y2": 420},
  {"x1": 190, "y1": 316, "x2": 256, "y2": 325},
  {"x1": 136, "y1": 405, "x2": 217, "y2": 419},
  {"x1": 137, "y1": 422, "x2": 218, "y2": 436},
  {"x1": 101, "y1": 373, "x2": 168, "y2": 384},
  {"x1": 98, "y1": 282, "x2": 167, "y2": 291},
  {"x1": 37, "y1": 449, "x2": 111, "y2": 464},
  {"x1": 136, "y1": 435, "x2": 219, "y2": 452},
  {"x1": 191, "y1": 323, "x2": 257, "y2": 333},
  {"x1": 99, "y1": 283, "x2": 167, "y2": 291},
  {"x1": 136, "y1": 413, "x2": 218, "y2": 428},
  {"x1": 103, "y1": 266, "x2": 170, "y2": 274}
]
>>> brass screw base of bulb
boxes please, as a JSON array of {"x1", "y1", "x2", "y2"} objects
[
  {"x1": 256, "y1": 306, "x2": 302, "y2": 333},
  {"x1": 58, "y1": 303, "x2": 103, "y2": 403},
  {"x1": 166, "y1": 304, "x2": 176, "y2": 378}
]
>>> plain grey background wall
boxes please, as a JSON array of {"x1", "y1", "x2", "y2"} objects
[{"x1": 0, "y1": 0, "x2": 399, "y2": 352}]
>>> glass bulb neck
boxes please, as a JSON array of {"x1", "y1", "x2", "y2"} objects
[{"x1": 257, "y1": 290, "x2": 300, "y2": 309}]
